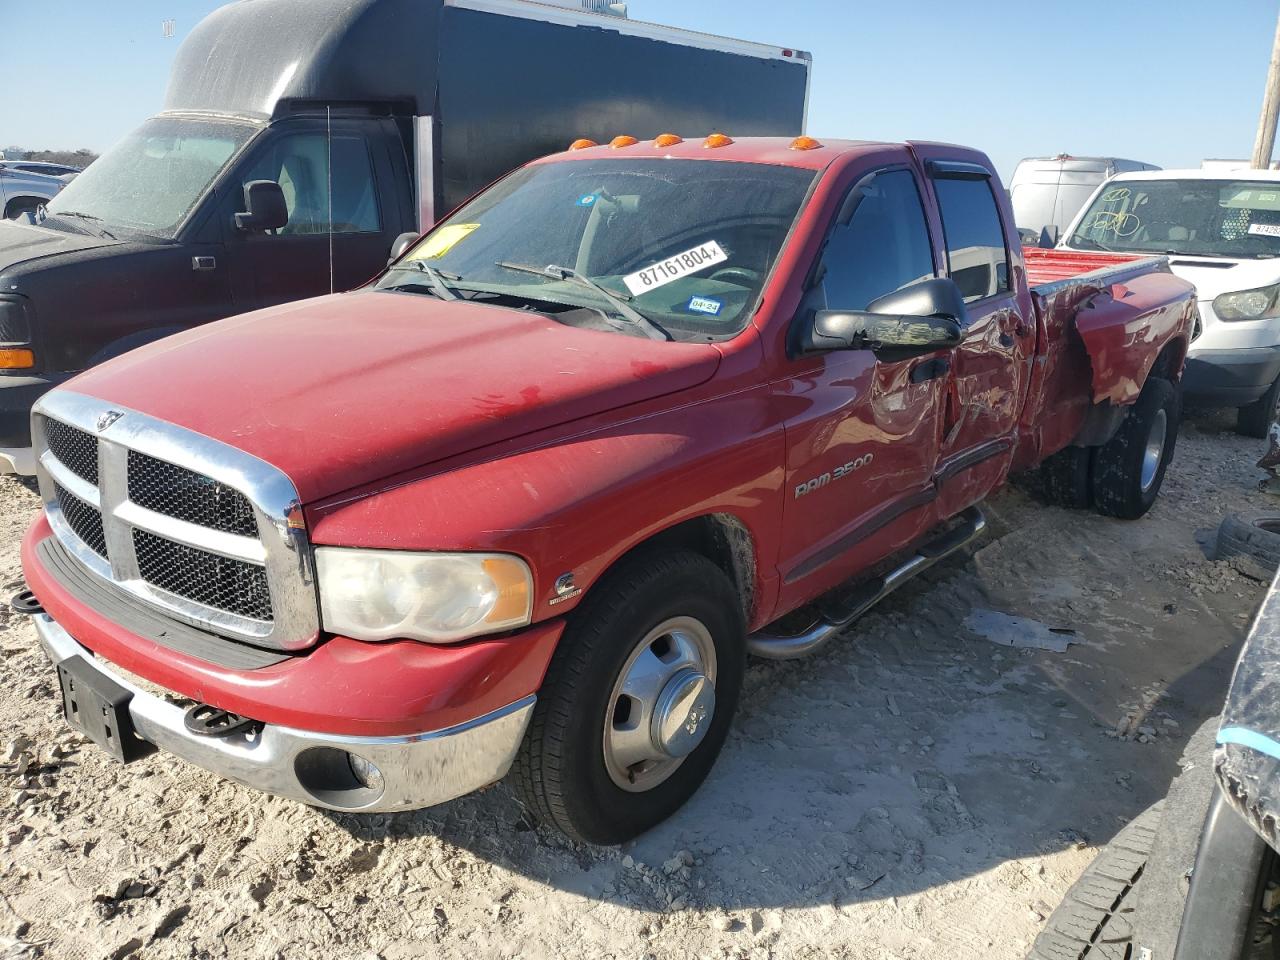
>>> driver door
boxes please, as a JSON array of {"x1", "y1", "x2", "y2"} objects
[{"x1": 775, "y1": 164, "x2": 950, "y2": 608}]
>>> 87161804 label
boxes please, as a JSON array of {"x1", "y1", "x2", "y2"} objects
[{"x1": 623, "y1": 241, "x2": 728, "y2": 296}]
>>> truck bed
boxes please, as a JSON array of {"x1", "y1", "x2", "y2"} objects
[{"x1": 1022, "y1": 247, "x2": 1151, "y2": 288}]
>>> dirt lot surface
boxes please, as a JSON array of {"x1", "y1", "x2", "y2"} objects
[{"x1": 0, "y1": 410, "x2": 1273, "y2": 960}]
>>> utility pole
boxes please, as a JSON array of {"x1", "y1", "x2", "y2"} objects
[{"x1": 1253, "y1": 8, "x2": 1280, "y2": 169}]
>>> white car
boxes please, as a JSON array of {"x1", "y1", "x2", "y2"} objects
[
  {"x1": 0, "y1": 161, "x2": 77, "y2": 219},
  {"x1": 1010, "y1": 155, "x2": 1159, "y2": 243},
  {"x1": 1060, "y1": 169, "x2": 1280, "y2": 436}
]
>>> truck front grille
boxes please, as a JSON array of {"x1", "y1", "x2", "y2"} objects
[
  {"x1": 44, "y1": 419, "x2": 98, "y2": 486},
  {"x1": 127, "y1": 450, "x2": 257, "y2": 537},
  {"x1": 133, "y1": 529, "x2": 273, "y2": 622},
  {"x1": 53, "y1": 482, "x2": 107, "y2": 558},
  {"x1": 32, "y1": 391, "x2": 319, "y2": 651}
]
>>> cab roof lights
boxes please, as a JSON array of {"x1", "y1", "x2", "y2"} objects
[
  {"x1": 654, "y1": 133, "x2": 683, "y2": 147},
  {"x1": 790, "y1": 136, "x2": 823, "y2": 151},
  {"x1": 610, "y1": 135, "x2": 639, "y2": 148},
  {"x1": 704, "y1": 133, "x2": 734, "y2": 148},
  {"x1": 568, "y1": 138, "x2": 598, "y2": 150}
]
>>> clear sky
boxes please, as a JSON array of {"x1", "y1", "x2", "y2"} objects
[{"x1": 6, "y1": 0, "x2": 1280, "y2": 180}]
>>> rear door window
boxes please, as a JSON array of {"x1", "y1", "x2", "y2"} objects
[
  {"x1": 933, "y1": 176, "x2": 1009, "y2": 302},
  {"x1": 821, "y1": 169, "x2": 936, "y2": 311}
]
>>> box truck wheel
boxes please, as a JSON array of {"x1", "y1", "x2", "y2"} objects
[
  {"x1": 512, "y1": 550, "x2": 745, "y2": 844},
  {"x1": 1236, "y1": 373, "x2": 1280, "y2": 439},
  {"x1": 1091, "y1": 377, "x2": 1180, "y2": 520}
]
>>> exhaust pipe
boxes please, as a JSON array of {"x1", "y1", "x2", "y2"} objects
[{"x1": 748, "y1": 506, "x2": 987, "y2": 661}]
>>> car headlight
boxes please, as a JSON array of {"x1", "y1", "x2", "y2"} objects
[
  {"x1": 315, "y1": 547, "x2": 533, "y2": 643},
  {"x1": 1213, "y1": 282, "x2": 1280, "y2": 321}
]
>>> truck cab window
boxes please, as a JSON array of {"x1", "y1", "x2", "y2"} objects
[
  {"x1": 241, "y1": 134, "x2": 381, "y2": 235},
  {"x1": 821, "y1": 170, "x2": 935, "y2": 311},
  {"x1": 932, "y1": 176, "x2": 1010, "y2": 302}
]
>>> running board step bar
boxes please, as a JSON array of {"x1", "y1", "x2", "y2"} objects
[{"x1": 747, "y1": 506, "x2": 987, "y2": 661}]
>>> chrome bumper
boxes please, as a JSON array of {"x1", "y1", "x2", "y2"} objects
[{"x1": 34, "y1": 614, "x2": 535, "y2": 812}]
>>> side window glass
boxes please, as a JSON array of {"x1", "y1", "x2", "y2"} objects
[
  {"x1": 821, "y1": 169, "x2": 935, "y2": 311},
  {"x1": 240, "y1": 134, "x2": 381, "y2": 235},
  {"x1": 932, "y1": 176, "x2": 1009, "y2": 302}
]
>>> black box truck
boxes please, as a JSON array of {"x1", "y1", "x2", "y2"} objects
[{"x1": 0, "y1": 0, "x2": 810, "y2": 474}]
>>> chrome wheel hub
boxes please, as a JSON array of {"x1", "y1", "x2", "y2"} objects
[
  {"x1": 603, "y1": 616, "x2": 717, "y2": 792},
  {"x1": 1141, "y1": 407, "x2": 1168, "y2": 493}
]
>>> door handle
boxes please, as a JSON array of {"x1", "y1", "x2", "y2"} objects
[{"x1": 910, "y1": 357, "x2": 951, "y2": 383}]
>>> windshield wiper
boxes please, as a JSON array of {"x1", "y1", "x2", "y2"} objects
[
  {"x1": 1068, "y1": 235, "x2": 1115, "y2": 253},
  {"x1": 50, "y1": 210, "x2": 117, "y2": 240},
  {"x1": 494, "y1": 261, "x2": 671, "y2": 341},
  {"x1": 385, "y1": 260, "x2": 460, "y2": 300}
]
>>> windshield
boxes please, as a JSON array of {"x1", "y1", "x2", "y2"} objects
[
  {"x1": 43, "y1": 116, "x2": 258, "y2": 240},
  {"x1": 376, "y1": 157, "x2": 817, "y2": 341},
  {"x1": 1068, "y1": 178, "x2": 1280, "y2": 258}
]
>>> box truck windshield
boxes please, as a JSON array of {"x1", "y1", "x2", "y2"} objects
[
  {"x1": 376, "y1": 157, "x2": 816, "y2": 340},
  {"x1": 1068, "y1": 179, "x2": 1280, "y2": 259},
  {"x1": 42, "y1": 117, "x2": 258, "y2": 239}
]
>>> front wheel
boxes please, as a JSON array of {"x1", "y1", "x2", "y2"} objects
[
  {"x1": 511, "y1": 550, "x2": 745, "y2": 844},
  {"x1": 1237, "y1": 372, "x2": 1280, "y2": 439},
  {"x1": 1092, "y1": 377, "x2": 1180, "y2": 520}
]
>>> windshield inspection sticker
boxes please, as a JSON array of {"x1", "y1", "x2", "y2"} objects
[
  {"x1": 407, "y1": 223, "x2": 480, "y2": 260},
  {"x1": 1249, "y1": 223, "x2": 1280, "y2": 238},
  {"x1": 687, "y1": 296, "x2": 723, "y2": 316},
  {"x1": 577, "y1": 194, "x2": 597, "y2": 206},
  {"x1": 623, "y1": 241, "x2": 728, "y2": 296}
]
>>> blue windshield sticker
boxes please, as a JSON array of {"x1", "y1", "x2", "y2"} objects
[
  {"x1": 577, "y1": 194, "x2": 597, "y2": 207},
  {"x1": 687, "y1": 296, "x2": 723, "y2": 316}
]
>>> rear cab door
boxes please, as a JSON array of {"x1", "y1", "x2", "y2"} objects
[{"x1": 911, "y1": 144, "x2": 1036, "y2": 518}]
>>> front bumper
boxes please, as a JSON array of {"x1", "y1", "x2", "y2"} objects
[
  {"x1": 35, "y1": 612, "x2": 536, "y2": 812},
  {"x1": 1182, "y1": 345, "x2": 1280, "y2": 406}
]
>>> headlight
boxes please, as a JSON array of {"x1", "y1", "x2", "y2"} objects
[
  {"x1": 315, "y1": 548, "x2": 533, "y2": 643},
  {"x1": 1213, "y1": 282, "x2": 1280, "y2": 321}
]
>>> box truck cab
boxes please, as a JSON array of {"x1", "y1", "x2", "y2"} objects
[
  {"x1": 1061, "y1": 169, "x2": 1280, "y2": 436},
  {"x1": 0, "y1": 0, "x2": 810, "y2": 475},
  {"x1": 1010, "y1": 155, "x2": 1159, "y2": 243}
]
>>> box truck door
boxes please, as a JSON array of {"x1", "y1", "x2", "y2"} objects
[{"x1": 222, "y1": 117, "x2": 406, "y2": 310}]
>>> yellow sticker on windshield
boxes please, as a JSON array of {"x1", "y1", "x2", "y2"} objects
[{"x1": 407, "y1": 223, "x2": 481, "y2": 260}]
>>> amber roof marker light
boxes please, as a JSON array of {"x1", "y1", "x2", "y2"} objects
[
  {"x1": 703, "y1": 133, "x2": 734, "y2": 149},
  {"x1": 654, "y1": 133, "x2": 683, "y2": 148},
  {"x1": 789, "y1": 136, "x2": 823, "y2": 151},
  {"x1": 610, "y1": 135, "x2": 639, "y2": 148},
  {"x1": 568, "y1": 138, "x2": 598, "y2": 151}
]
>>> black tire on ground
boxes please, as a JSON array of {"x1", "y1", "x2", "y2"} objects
[
  {"x1": 1028, "y1": 801, "x2": 1163, "y2": 960},
  {"x1": 1028, "y1": 445, "x2": 1094, "y2": 509},
  {"x1": 511, "y1": 550, "x2": 746, "y2": 845},
  {"x1": 1216, "y1": 513, "x2": 1280, "y2": 580},
  {"x1": 1092, "y1": 377, "x2": 1180, "y2": 520},
  {"x1": 1237, "y1": 373, "x2": 1280, "y2": 439}
]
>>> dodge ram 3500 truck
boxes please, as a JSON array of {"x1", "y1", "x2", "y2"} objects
[{"x1": 15, "y1": 135, "x2": 1196, "y2": 844}]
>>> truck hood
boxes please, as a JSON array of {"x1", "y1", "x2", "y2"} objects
[
  {"x1": 0, "y1": 218, "x2": 119, "y2": 272},
  {"x1": 65, "y1": 291, "x2": 723, "y2": 502},
  {"x1": 1162, "y1": 254, "x2": 1280, "y2": 301}
]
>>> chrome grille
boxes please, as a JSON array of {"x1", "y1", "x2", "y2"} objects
[
  {"x1": 32, "y1": 391, "x2": 319, "y2": 651},
  {"x1": 128, "y1": 450, "x2": 257, "y2": 536},
  {"x1": 53, "y1": 482, "x2": 107, "y2": 557},
  {"x1": 133, "y1": 529, "x2": 273, "y2": 622},
  {"x1": 44, "y1": 419, "x2": 98, "y2": 485}
]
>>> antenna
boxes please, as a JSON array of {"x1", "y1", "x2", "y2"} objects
[{"x1": 326, "y1": 105, "x2": 334, "y2": 295}]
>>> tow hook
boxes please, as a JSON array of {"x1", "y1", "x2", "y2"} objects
[
  {"x1": 9, "y1": 589, "x2": 44, "y2": 616},
  {"x1": 183, "y1": 703, "x2": 261, "y2": 739}
]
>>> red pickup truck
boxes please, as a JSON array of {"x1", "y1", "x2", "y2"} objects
[{"x1": 16, "y1": 135, "x2": 1196, "y2": 844}]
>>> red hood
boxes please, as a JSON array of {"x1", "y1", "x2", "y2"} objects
[{"x1": 66, "y1": 291, "x2": 722, "y2": 502}]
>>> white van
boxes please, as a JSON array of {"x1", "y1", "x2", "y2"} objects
[
  {"x1": 1060, "y1": 169, "x2": 1280, "y2": 435},
  {"x1": 1010, "y1": 155, "x2": 1159, "y2": 242}
]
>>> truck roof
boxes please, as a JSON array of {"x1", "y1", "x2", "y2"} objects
[{"x1": 539, "y1": 136, "x2": 960, "y2": 171}]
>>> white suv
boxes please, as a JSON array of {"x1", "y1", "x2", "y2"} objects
[
  {"x1": 0, "y1": 161, "x2": 77, "y2": 220},
  {"x1": 1061, "y1": 169, "x2": 1280, "y2": 436}
]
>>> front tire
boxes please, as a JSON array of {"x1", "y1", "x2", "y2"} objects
[
  {"x1": 1092, "y1": 377, "x2": 1180, "y2": 520},
  {"x1": 512, "y1": 550, "x2": 745, "y2": 844},
  {"x1": 1237, "y1": 373, "x2": 1280, "y2": 439}
]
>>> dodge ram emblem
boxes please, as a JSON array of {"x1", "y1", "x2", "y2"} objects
[{"x1": 96, "y1": 410, "x2": 124, "y2": 432}]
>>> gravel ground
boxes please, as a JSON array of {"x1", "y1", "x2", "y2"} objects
[{"x1": 0, "y1": 409, "x2": 1272, "y2": 960}]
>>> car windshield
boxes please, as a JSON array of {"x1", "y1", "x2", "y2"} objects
[
  {"x1": 376, "y1": 157, "x2": 817, "y2": 341},
  {"x1": 1068, "y1": 178, "x2": 1280, "y2": 258},
  {"x1": 42, "y1": 116, "x2": 258, "y2": 240}
]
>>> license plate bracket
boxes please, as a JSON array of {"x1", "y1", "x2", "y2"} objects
[{"x1": 56, "y1": 656, "x2": 155, "y2": 763}]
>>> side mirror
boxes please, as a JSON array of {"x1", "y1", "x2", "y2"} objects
[
  {"x1": 1038, "y1": 225, "x2": 1059, "y2": 248},
  {"x1": 235, "y1": 180, "x2": 288, "y2": 232},
  {"x1": 797, "y1": 277, "x2": 967, "y2": 357},
  {"x1": 388, "y1": 231, "x2": 419, "y2": 265}
]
